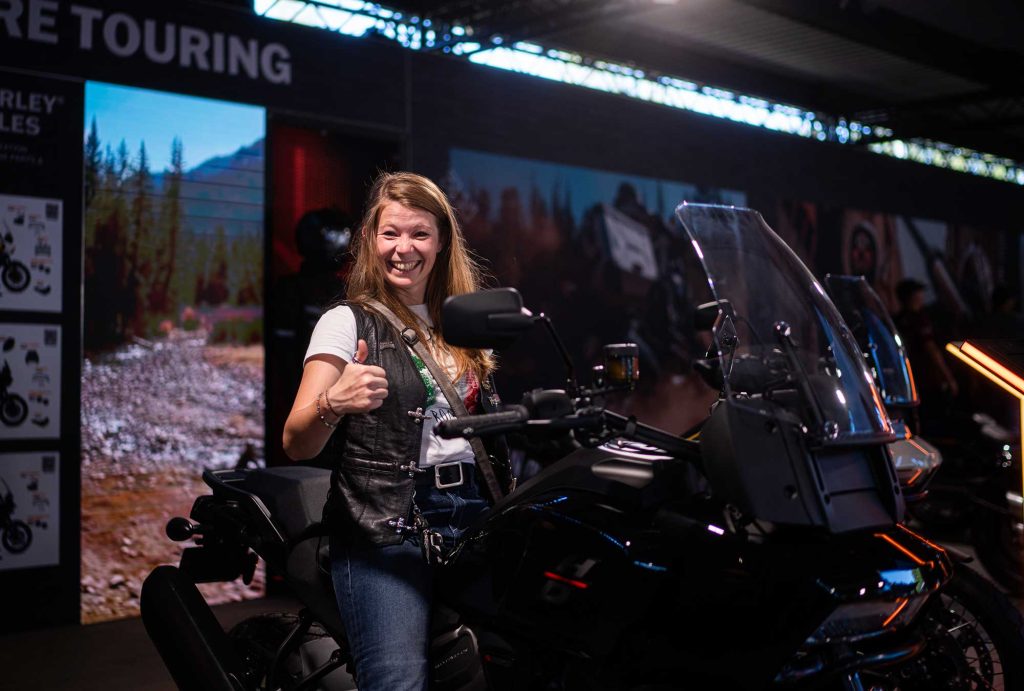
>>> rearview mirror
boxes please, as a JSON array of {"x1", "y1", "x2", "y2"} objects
[{"x1": 442, "y1": 288, "x2": 535, "y2": 349}]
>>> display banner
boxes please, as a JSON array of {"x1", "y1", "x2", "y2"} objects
[
  {"x1": 0, "y1": 194, "x2": 62, "y2": 313},
  {"x1": 80, "y1": 81, "x2": 267, "y2": 623},
  {"x1": 0, "y1": 322, "x2": 60, "y2": 440},
  {"x1": 0, "y1": 451, "x2": 59, "y2": 571},
  {"x1": 0, "y1": 69, "x2": 81, "y2": 632},
  {"x1": 0, "y1": 0, "x2": 406, "y2": 130},
  {"x1": 0, "y1": 68, "x2": 82, "y2": 196},
  {"x1": 446, "y1": 148, "x2": 746, "y2": 435}
]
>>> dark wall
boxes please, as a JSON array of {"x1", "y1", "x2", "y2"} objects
[
  {"x1": 408, "y1": 50, "x2": 1022, "y2": 229},
  {"x1": 1, "y1": 0, "x2": 1020, "y2": 225}
]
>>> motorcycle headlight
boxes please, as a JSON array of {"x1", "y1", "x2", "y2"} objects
[{"x1": 805, "y1": 595, "x2": 930, "y2": 645}]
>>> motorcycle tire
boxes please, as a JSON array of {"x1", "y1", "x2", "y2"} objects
[
  {"x1": 1, "y1": 520, "x2": 32, "y2": 554},
  {"x1": 1, "y1": 394, "x2": 28, "y2": 427},
  {"x1": 228, "y1": 613, "x2": 355, "y2": 691},
  {"x1": 972, "y1": 501, "x2": 1024, "y2": 595},
  {"x1": 868, "y1": 564, "x2": 1024, "y2": 691},
  {"x1": 1, "y1": 261, "x2": 30, "y2": 293}
]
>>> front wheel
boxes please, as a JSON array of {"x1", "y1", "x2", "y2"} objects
[
  {"x1": 868, "y1": 565, "x2": 1024, "y2": 690},
  {"x1": 1, "y1": 261, "x2": 30, "y2": 292},
  {"x1": 1, "y1": 394, "x2": 27, "y2": 426},
  {"x1": 2, "y1": 520, "x2": 32, "y2": 554},
  {"x1": 228, "y1": 613, "x2": 355, "y2": 690}
]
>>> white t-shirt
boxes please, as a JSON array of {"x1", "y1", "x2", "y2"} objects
[{"x1": 305, "y1": 304, "x2": 479, "y2": 467}]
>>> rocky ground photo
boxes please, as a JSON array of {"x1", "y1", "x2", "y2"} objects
[{"x1": 81, "y1": 330, "x2": 266, "y2": 624}]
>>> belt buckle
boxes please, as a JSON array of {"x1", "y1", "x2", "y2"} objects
[{"x1": 434, "y1": 461, "x2": 464, "y2": 490}]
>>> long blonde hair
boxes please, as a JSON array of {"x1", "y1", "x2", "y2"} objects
[{"x1": 347, "y1": 171, "x2": 494, "y2": 381}]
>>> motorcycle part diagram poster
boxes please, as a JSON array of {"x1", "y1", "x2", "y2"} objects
[
  {"x1": 0, "y1": 323, "x2": 60, "y2": 440},
  {"x1": 0, "y1": 194, "x2": 62, "y2": 312},
  {"x1": 0, "y1": 452, "x2": 59, "y2": 571}
]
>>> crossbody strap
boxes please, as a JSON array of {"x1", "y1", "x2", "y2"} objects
[{"x1": 364, "y1": 299, "x2": 506, "y2": 503}]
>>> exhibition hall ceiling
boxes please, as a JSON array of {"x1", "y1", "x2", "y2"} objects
[{"x1": 385, "y1": 0, "x2": 1024, "y2": 161}]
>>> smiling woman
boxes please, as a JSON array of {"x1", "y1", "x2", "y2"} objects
[
  {"x1": 281, "y1": 171, "x2": 511, "y2": 691},
  {"x1": 375, "y1": 202, "x2": 441, "y2": 304}
]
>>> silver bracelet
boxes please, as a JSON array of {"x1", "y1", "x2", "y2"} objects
[{"x1": 315, "y1": 391, "x2": 338, "y2": 429}]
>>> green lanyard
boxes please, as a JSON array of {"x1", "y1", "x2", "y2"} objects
[{"x1": 410, "y1": 352, "x2": 438, "y2": 408}]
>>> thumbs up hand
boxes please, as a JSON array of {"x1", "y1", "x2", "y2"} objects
[
  {"x1": 353, "y1": 338, "x2": 369, "y2": 364},
  {"x1": 325, "y1": 339, "x2": 389, "y2": 414}
]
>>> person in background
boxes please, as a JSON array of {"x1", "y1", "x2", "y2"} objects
[
  {"x1": 894, "y1": 278, "x2": 958, "y2": 423},
  {"x1": 282, "y1": 172, "x2": 509, "y2": 691}
]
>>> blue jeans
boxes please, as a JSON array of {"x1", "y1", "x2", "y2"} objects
[{"x1": 330, "y1": 469, "x2": 488, "y2": 691}]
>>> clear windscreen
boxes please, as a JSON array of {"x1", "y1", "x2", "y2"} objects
[
  {"x1": 676, "y1": 204, "x2": 894, "y2": 445},
  {"x1": 825, "y1": 275, "x2": 919, "y2": 407}
]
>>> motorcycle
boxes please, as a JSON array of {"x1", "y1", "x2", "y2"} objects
[
  {"x1": 826, "y1": 274, "x2": 1024, "y2": 594},
  {"x1": 0, "y1": 476, "x2": 33, "y2": 554},
  {"x1": 0, "y1": 337, "x2": 28, "y2": 427},
  {"x1": 0, "y1": 228, "x2": 31, "y2": 293},
  {"x1": 826, "y1": 273, "x2": 1024, "y2": 682},
  {"x1": 142, "y1": 204, "x2": 1023, "y2": 690},
  {"x1": 915, "y1": 375, "x2": 1024, "y2": 594}
]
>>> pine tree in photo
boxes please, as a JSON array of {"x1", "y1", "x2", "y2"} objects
[{"x1": 151, "y1": 137, "x2": 184, "y2": 319}]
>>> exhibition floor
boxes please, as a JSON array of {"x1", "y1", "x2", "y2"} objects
[
  {"x1": 0, "y1": 562, "x2": 1022, "y2": 691},
  {"x1": 0, "y1": 596, "x2": 295, "y2": 691}
]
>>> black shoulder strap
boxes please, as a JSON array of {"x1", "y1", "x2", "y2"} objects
[{"x1": 363, "y1": 298, "x2": 506, "y2": 502}]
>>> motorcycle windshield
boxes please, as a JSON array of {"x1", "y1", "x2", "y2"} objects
[
  {"x1": 825, "y1": 275, "x2": 919, "y2": 407},
  {"x1": 676, "y1": 203, "x2": 893, "y2": 445}
]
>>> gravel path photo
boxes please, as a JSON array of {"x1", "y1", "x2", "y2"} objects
[{"x1": 81, "y1": 331, "x2": 265, "y2": 624}]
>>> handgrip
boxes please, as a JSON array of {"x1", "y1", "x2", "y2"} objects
[{"x1": 435, "y1": 405, "x2": 529, "y2": 439}]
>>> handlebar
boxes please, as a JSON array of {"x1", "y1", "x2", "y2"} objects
[
  {"x1": 434, "y1": 397, "x2": 700, "y2": 461},
  {"x1": 435, "y1": 405, "x2": 531, "y2": 439}
]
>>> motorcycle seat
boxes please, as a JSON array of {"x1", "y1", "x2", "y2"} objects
[{"x1": 242, "y1": 466, "x2": 332, "y2": 544}]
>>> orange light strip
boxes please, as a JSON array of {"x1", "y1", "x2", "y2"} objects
[
  {"x1": 882, "y1": 598, "x2": 910, "y2": 628},
  {"x1": 896, "y1": 523, "x2": 947, "y2": 556},
  {"x1": 905, "y1": 437, "x2": 931, "y2": 457},
  {"x1": 874, "y1": 532, "x2": 926, "y2": 566},
  {"x1": 905, "y1": 357, "x2": 919, "y2": 402},
  {"x1": 945, "y1": 341, "x2": 1024, "y2": 528},
  {"x1": 945, "y1": 343, "x2": 1024, "y2": 399},
  {"x1": 962, "y1": 341, "x2": 1024, "y2": 395}
]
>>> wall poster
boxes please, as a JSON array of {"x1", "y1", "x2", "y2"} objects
[
  {"x1": 81, "y1": 81, "x2": 266, "y2": 623},
  {"x1": 0, "y1": 194, "x2": 62, "y2": 312},
  {"x1": 0, "y1": 322, "x2": 60, "y2": 439},
  {"x1": 446, "y1": 147, "x2": 746, "y2": 435},
  {"x1": 0, "y1": 451, "x2": 59, "y2": 571}
]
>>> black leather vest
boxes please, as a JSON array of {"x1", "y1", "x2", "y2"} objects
[
  {"x1": 324, "y1": 303, "x2": 510, "y2": 546},
  {"x1": 325, "y1": 304, "x2": 426, "y2": 545}
]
